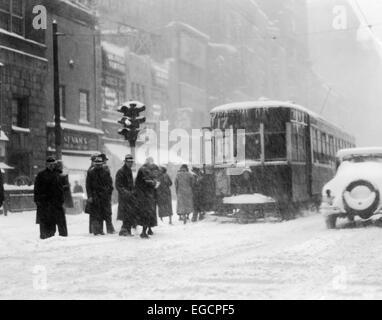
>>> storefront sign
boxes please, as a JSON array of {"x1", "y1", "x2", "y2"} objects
[{"x1": 47, "y1": 128, "x2": 98, "y2": 152}]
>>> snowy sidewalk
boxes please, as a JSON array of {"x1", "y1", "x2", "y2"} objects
[{"x1": 1, "y1": 210, "x2": 382, "y2": 299}]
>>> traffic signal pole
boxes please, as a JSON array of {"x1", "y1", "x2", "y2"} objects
[
  {"x1": 129, "y1": 138, "x2": 136, "y2": 165},
  {"x1": 117, "y1": 101, "x2": 146, "y2": 163}
]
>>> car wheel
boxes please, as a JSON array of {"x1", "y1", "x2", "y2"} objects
[
  {"x1": 325, "y1": 215, "x2": 337, "y2": 229},
  {"x1": 343, "y1": 180, "x2": 380, "y2": 220}
]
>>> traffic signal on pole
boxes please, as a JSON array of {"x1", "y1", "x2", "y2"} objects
[{"x1": 117, "y1": 101, "x2": 146, "y2": 146}]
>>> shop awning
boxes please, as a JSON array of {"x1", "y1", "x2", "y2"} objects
[
  {"x1": 0, "y1": 162, "x2": 14, "y2": 170},
  {"x1": 62, "y1": 155, "x2": 90, "y2": 172},
  {"x1": 0, "y1": 130, "x2": 9, "y2": 142}
]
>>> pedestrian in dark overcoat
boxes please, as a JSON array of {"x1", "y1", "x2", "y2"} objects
[
  {"x1": 73, "y1": 181, "x2": 84, "y2": 194},
  {"x1": 175, "y1": 164, "x2": 194, "y2": 224},
  {"x1": 100, "y1": 153, "x2": 115, "y2": 234},
  {"x1": 191, "y1": 167, "x2": 204, "y2": 222},
  {"x1": 86, "y1": 156, "x2": 115, "y2": 235},
  {"x1": 34, "y1": 157, "x2": 67, "y2": 240},
  {"x1": 235, "y1": 169, "x2": 254, "y2": 195},
  {"x1": 116, "y1": 154, "x2": 137, "y2": 236},
  {"x1": 135, "y1": 157, "x2": 160, "y2": 239},
  {"x1": 157, "y1": 166, "x2": 173, "y2": 225},
  {"x1": 85, "y1": 153, "x2": 99, "y2": 233}
]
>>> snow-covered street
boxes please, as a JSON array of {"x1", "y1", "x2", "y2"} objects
[{"x1": 1, "y1": 209, "x2": 382, "y2": 300}]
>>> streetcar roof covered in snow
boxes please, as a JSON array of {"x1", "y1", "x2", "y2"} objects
[
  {"x1": 337, "y1": 147, "x2": 382, "y2": 160},
  {"x1": 210, "y1": 100, "x2": 320, "y2": 118},
  {"x1": 210, "y1": 100, "x2": 354, "y2": 142}
]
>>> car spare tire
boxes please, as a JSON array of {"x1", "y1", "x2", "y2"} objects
[{"x1": 343, "y1": 180, "x2": 380, "y2": 219}]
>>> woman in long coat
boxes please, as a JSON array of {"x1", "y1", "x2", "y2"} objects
[
  {"x1": 135, "y1": 158, "x2": 159, "y2": 238},
  {"x1": 157, "y1": 166, "x2": 173, "y2": 224},
  {"x1": 175, "y1": 164, "x2": 194, "y2": 224}
]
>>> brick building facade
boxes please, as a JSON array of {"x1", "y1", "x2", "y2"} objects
[
  {"x1": 43, "y1": 0, "x2": 103, "y2": 188},
  {"x1": 0, "y1": 0, "x2": 48, "y2": 184},
  {"x1": 0, "y1": 0, "x2": 102, "y2": 187}
]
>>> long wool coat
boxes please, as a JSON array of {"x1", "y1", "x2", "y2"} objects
[
  {"x1": 157, "y1": 173, "x2": 173, "y2": 218},
  {"x1": 135, "y1": 164, "x2": 159, "y2": 227},
  {"x1": 115, "y1": 165, "x2": 137, "y2": 225},
  {"x1": 34, "y1": 168, "x2": 65, "y2": 225},
  {"x1": 85, "y1": 166, "x2": 113, "y2": 221},
  {"x1": 175, "y1": 169, "x2": 194, "y2": 215}
]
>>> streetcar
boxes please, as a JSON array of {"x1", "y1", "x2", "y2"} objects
[{"x1": 204, "y1": 100, "x2": 355, "y2": 218}]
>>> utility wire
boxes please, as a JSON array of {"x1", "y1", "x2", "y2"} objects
[
  {"x1": 353, "y1": 0, "x2": 382, "y2": 50},
  {"x1": 61, "y1": 21, "x2": 382, "y2": 39}
]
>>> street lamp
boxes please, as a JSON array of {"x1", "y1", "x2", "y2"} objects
[
  {"x1": 0, "y1": 62, "x2": 4, "y2": 128},
  {"x1": 52, "y1": 20, "x2": 65, "y2": 160}
]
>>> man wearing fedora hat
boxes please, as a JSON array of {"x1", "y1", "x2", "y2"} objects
[
  {"x1": 86, "y1": 155, "x2": 115, "y2": 235},
  {"x1": 34, "y1": 156, "x2": 67, "y2": 239},
  {"x1": 85, "y1": 153, "x2": 101, "y2": 234},
  {"x1": 115, "y1": 154, "x2": 137, "y2": 236},
  {"x1": 100, "y1": 153, "x2": 115, "y2": 234}
]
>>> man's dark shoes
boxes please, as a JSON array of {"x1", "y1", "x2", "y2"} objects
[
  {"x1": 140, "y1": 233, "x2": 149, "y2": 239},
  {"x1": 148, "y1": 228, "x2": 154, "y2": 236}
]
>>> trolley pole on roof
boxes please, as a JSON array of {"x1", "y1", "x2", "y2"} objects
[{"x1": 319, "y1": 87, "x2": 332, "y2": 116}]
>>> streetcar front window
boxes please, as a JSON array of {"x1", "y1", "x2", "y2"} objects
[
  {"x1": 264, "y1": 133, "x2": 287, "y2": 160},
  {"x1": 263, "y1": 108, "x2": 288, "y2": 161},
  {"x1": 211, "y1": 107, "x2": 288, "y2": 163},
  {"x1": 245, "y1": 133, "x2": 261, "y2": 160}
]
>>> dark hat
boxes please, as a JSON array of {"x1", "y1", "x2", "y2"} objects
[
  {"x1": 180, "y1": 164, "x2": 189, "y2": 171},
  {"x1": 93, "y1": 156, "x2": 104, "y2": 164},
  {"x1": 46, "y1": 156, "x2": 56, "y2": 163},
  {"x1": 125, "y1": 154, "x2": 134, "y2": 161},
  {"x1": 100, "y1": 153, "x2": 109, "y2": 162}
]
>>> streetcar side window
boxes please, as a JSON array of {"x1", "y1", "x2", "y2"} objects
[
  {"x1": 292, "y1": 123, "x2": 306, "y2": 162},
  {"x1": 329, "y1": 135, "x2": 334, "y2": 161},
  {"x1": 312, "y1": 128, "x2": 319, "y2": 163}
]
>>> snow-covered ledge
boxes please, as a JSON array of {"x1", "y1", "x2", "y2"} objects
[
  {"x1": 4, "y1": 184, "x2": 34, "y2": 191},
  {"x1": 11, "y1": 126, "x2": 31, "y2": 134},
  {"x1": 46, "y1": 122, "x2": 104, "y2": 135}
]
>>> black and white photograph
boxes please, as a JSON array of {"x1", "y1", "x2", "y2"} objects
[{"x1": 1, "y1": 0, "x2": 382, "y2": 302}]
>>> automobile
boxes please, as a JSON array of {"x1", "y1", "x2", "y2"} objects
[{"x1": 321, "y1": 147, "x2": 382, "y2": 229}]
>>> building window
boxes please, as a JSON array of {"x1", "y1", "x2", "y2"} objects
[
  {"x1": 131, "y1": 82, "x2": 145, "y2": 102},
  {"x1": 59, "y1": 85, "x2": 66, "y2": 119},
  {"x1": 102, "y1": 75, "x2": 125, "y2": 111},
  {"x1": 11, "y1": 97, "x2": 29, "y2": 128},
  {"x1": 79, "y1": 90, "x2": 90, "y2": 123},
  {"x1": 0, "y1": 0, "x2": 24, "y2": 36}
]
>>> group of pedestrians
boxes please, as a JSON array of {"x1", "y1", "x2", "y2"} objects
[{"x1": 33, "y1": 152, "x2": 209, "y2": 240}]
